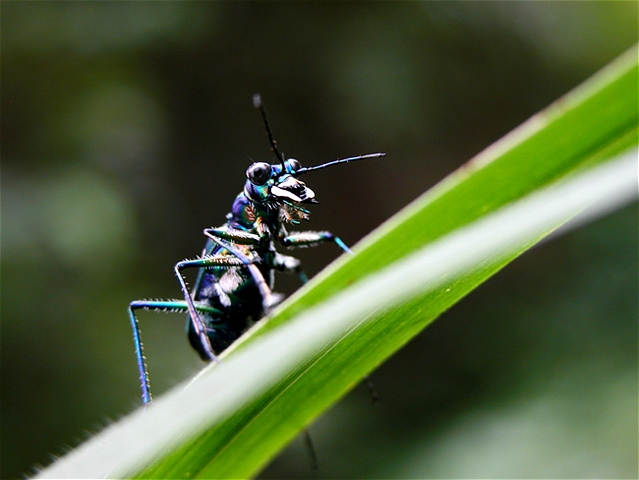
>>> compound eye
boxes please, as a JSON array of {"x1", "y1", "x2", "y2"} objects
[
  {"x1": 287, "y1": 158, "x2": 301, "y2": 173},
  {"x1": 246, "y1": 162, "x2": 271, "y2": 185}
]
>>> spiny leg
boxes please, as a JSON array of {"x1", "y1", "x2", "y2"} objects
[
  {"x1": 281, "y1": 231, "x2": 353, "y2": 254},
  {"x1": 203, "y1": 229, "x2": 275, "y2": 308},
  {"x1": 279, "y1": 230, "x2": 353, "y2": 285},
  {"x1": 128, "y1": 299, "x2": 222, "y2": 404},
  {"x1": 174, "y1": 253, "x2": 249, "y2": 362}
]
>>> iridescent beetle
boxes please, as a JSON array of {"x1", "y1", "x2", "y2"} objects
[{"x1": 128, "y1": 94, "x2": 385, "y2": 403}]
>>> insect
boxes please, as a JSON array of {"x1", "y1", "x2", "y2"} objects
[{"x1": 128, "y1": 94, "x2": 385, "y2": 404}]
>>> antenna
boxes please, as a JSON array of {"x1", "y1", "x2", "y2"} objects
[
  {"x1": 295, "y1": 152, "x2": 386, "y2": 176},
  {"x1": 253, "y1": 94, "x2": 286, "y2": 168}
]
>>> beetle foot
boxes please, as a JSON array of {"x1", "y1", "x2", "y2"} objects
[{"x1": 264, "y1": 292, "x2": 285, "y2": 311}]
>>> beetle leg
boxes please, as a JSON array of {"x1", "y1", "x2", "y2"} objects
[
  {"x1": 203, "y1": 229, "x2": 275, "y2": 312},
  {"x1": 281, "y1": 230, "x2": 352, "y2": 254},
  {"x1": 128, "y1": 299, "x2": 223, "y2": 404}
]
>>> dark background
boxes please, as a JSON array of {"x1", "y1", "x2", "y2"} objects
[{"x1": 2, "y1": 2, "x2": 637, "y2": 479}]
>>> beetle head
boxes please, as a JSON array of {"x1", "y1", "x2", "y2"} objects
[{"x1": 244, "y1": 158, "x2": 318, "y2": 207}]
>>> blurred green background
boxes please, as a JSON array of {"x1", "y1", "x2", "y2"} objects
[{"x1": 2, "y1": 2, "x2": 637, "y2": 479}]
